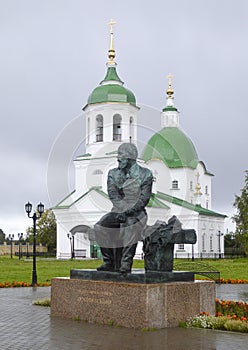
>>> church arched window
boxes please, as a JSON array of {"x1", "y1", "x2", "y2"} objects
[
  {"x1": 113, "y1": 114, "x2": 122, "y2": 141},
  {"x1": 172, "y1": 180, "x2": 179, "y2": 189},
  {"x1": 205, "y1": 185, "x2": 208, "y2": 195},
  {"x1": 202, "y1": 234, "x2": 206, "y2": 252},
  {"x1": 210, "y1": 235, "x2": 213, "y2": 251},
  {"x1": 96, "y1": 115, "x2": 103, "y2": 142}
]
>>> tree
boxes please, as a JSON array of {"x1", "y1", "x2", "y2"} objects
[
  {"x1": 27, "y1": 209, "x2": 56, "y2": 252},
  {"x1": 224, "y1": 232, "x2": 246, "y2": 256},
  {"x1": 232, "y1": 170, "x2": 248, "y2": 254},
  {"x1": 0, "y1": 229, "x2": 5, "y2": 244}
]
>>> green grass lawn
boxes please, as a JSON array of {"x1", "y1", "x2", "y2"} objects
[{"x1": 0, "y1": 256, "x2": 247, "y2": 284}]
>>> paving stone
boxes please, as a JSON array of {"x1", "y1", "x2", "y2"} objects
[{"x1": 0, "y1": 286, "x2": 247, "y2": 350}]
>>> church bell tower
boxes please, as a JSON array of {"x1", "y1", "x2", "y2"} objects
[{"x1": 83, "y1": 20, "x2": 139, "y2": 158}]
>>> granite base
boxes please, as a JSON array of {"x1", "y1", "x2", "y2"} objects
[{"x1": 51, "y1": 276, "x2": 215, "y2": 328}]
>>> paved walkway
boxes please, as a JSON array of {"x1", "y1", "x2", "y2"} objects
[{"x1": 0, "y1": 287, "x2": 247, "y2": 350}]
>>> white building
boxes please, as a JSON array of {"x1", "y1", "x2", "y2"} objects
[{"x1": 53, "y1": 24, "x2": 226, "y2": 260}]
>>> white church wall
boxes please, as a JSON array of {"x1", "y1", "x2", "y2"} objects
[
  {"x1": 55, "y1": 212, "x2": 74, "y2": 259},
  {"x1": 74, "y1": 160, "x2": 90, "y2": 195},
  {"x1": 102, "y1": 158, "x2": 118, "y2": 193},
  {"x1": 197, "y1": 216, "x2": 224, "y2": 257},
  {"x1": 74, "y1": 156, "x2": 115, "y2": 195},
  {"x1": 168, "y1": 167, "x2": 192, "y2": 202},
  {"x1": 146, "y1": 207, "x2": 170, "y2": 225},
  {"x1": 145, "y1": 160, "x2": 171, "y2": 194}
]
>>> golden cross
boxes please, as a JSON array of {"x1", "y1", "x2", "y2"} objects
[
  {"x1": 195, "y1": 172, "x2": 200, "y2": 183},
  {"x1": 109, "y1": 19, "x2": 116, "y2": 34}
]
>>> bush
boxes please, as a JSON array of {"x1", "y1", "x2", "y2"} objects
[
  {"x1": 224, "y1": 319, "x2": 248, "y2": 332},
  {"x1": 186, "y1": 315, "x2": 248, "y2": 333},
  {"x1": 32, "y1": 298, "x2": 51, "y2": 307}
]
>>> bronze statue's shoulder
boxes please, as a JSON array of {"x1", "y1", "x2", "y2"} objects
[{"x1": 138, "y1": 164, "x2": 153, "y2": 178}]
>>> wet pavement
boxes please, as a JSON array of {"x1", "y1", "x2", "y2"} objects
[{"x1": 0, "y1": 286, "x2": 247, "y2": 350}]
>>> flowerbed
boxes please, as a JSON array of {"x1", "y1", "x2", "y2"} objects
[
  {"x1": 0, "y1": 281, "x2": 51, "y2": 288},
  {"x1": 219, "y1": 278, "x2": 248, "y2": 284},
  {"x1": 184, "y1": 299, "x2": 248, "y2": 333},
  {"x1": 216, "y1": 299, "x2": 248, "y2": 319}
]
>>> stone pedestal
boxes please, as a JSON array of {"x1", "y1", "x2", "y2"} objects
[
  {"x1": 51, "y1": 276, "x2": 215, "y2": 328},
  {"x1": 70, "y1": 269, "x2": 195, "y2": 283}
]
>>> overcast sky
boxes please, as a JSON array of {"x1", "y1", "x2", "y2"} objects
[{"x1": 1, "y1": 0, "x2": 247, "y2": 236}]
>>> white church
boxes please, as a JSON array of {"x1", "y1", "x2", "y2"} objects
[{"x1": 53, "y1": 22, "x2": 226, "y2": 260}]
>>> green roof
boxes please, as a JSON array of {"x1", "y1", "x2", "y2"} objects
[
  {"x1": 87, "y1": 66, "x2": 136, "y2": 106},
  {"x1": 88, "y1": 84, "x2": 136, "y2": 105},
  {"x1": 52, "y1": 187, "x2": 108, "y2": 209},
  {"x1": 147, "y1": 193, "x2": 170, "y2": 209},
  {"x1": 156, "y1": 191, "x2": 227, "y2": 218},
  {"x1": 141, "y1": 127, "x2": 199, "y2": 169}
]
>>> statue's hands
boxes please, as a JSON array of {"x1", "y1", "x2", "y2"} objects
[
  {"x1": 116, "y1": 207, "x2": 136, "y2": 222},
  {"x1": 125, "y1": 208, "x2": 136, "y2": 216},
  {"x1": 117, "y1": 213, "x2": 127, "y2": 223}
]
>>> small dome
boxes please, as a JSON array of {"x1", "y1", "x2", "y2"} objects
[
  {"x1": 141, "y1": 127, "x2": 198, "y2": 169},
  {"x1": 87, "y1": 84, "x2": 136, "y2": 105}
]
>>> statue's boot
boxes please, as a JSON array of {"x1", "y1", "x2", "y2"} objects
[
  {"x1": 97, "y1": 247, "x2": 114, "y2": 271},
  {"x1": 114, "y1": 247, "x2": 123, "y2": 272},
  {"x1": 119, "y1": 243, "x2": 137, "y2": 273}
]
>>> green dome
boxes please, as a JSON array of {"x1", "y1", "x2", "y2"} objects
[
  {"x1": 141, "y1": 127, "x2": 199, "y2": 169},
  {"x1": 88, "y1": 84, "x2": 136, "y2": 105},
  {"x1": 87, "y1": 66, "x2": 136, "y2": 106}
]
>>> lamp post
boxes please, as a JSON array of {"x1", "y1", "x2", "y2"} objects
[
  {"x1": 217, "y1": 230, "x2": 224, "y2": 259},
  {"x1": 25, "y1": 202, "x2": 44, "y2": 286},
  {"x1": 191, "y1": 243, "x2": 195, "y2": 261},
  {"x1": 18, "y1": 233, "x2": 23, "y2": 260},
  {"x1": 8, "y1": 234, "x2": 14, "y2": 258},
  {"x1": 67, "y1": 233, "x2": 75, "y2": 259},
  {"x1": 67, "y1": 233, "x2": 72, "y2": 259}
]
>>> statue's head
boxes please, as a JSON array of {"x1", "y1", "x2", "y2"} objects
[{"x1": 117, "y1": 143, "x2": 138, "y2": 170}]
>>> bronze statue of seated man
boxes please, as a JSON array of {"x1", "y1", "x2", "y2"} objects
[{"x1": 94, "y1": 143, "x2": 153, "y2": 273}]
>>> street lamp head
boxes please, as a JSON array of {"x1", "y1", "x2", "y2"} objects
[
  {"x1": 25, "y1": 202, "x2": 32, "y2": 215},
  {"x1": 217, "y1": 230, "x2": 224, "y2": 237},
  {"x1": 37, "y1": 202, "x2": 45, "y2": 216}
]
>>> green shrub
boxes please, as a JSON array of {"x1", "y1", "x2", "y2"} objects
[
  {"x1": 32, "y1": 298, "x2": 51, "y2": 307},
  {"x1": 224, "y1": 319, "x2": 248, "y2": 333},
  {"x1": 186, "y1": 315, "x2": 248, "y2": 333}
]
